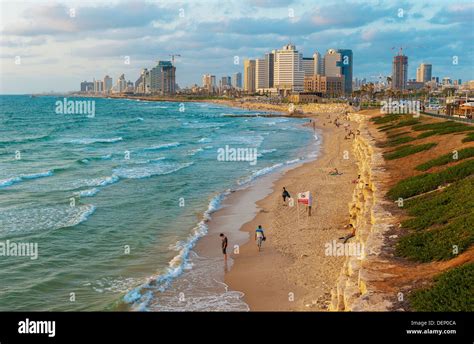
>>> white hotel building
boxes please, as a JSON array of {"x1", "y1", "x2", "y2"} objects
[{"x1": 273, "y1": 44, "x2": 305, "y2": 93}]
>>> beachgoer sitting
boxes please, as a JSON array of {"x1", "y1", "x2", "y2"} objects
[
  {"x1": 339, "y1": 224, "x2": 356, "y2": 243},
  {"x1": 352, "y1": 174, "x2": 361, "y2": 184}
]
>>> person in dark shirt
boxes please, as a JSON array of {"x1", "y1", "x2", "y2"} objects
[
  {"x1": 219, "y1": 233, "x2": 228, "y2": 261},
  {"x1": 282, "y1": 187, "x2": 291, "y2": 205}
]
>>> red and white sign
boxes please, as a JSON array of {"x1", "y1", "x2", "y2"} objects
[{"x1": 297, "y1": 191, "x2": 312, "y2": 205}]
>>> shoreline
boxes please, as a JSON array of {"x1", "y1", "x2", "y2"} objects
[
  {"x1": 219, "y1": 112, "x2": 360, "y2": 310},
  {"x1": 50, "y1": 94, "x2": 359, "y2": 311}
]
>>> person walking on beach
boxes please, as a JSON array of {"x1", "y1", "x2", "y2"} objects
[
  {"x1": 255, "y1": 225, "x2": 265, "y2": 252},
  {"x1": 282, "y1": 187, "x2": 291, "y2": 205},
  {"x1": 220, "y1": 233, "x2": 228, "y2": 261}
]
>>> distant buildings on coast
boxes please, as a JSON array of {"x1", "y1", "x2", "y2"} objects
[
  {"x1": 79, "y1": 60, "x2": 176, "y2": 96},
  {"x1": 240, "y1": 44, "x2": 352, "y2": 98},
  {"x1": 78, "y1": 45, "x2": 473, "y2": 100}
]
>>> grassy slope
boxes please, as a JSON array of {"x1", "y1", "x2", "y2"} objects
[{"x1": 373, "y1": 113, "x2": 474, "y2": 311}]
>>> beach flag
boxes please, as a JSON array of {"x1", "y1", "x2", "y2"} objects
[{"x1": 297, "y1": 191, "x2": 312, "y2": 205}]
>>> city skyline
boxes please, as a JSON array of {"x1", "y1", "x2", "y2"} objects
[{"x1": 1, "y1": 0, "x2": 473, "y2": 94}]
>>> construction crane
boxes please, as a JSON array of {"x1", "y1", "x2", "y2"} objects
[
  {"x1": 391, "y1": 45, "x2": 425, "y2": 56},
  {"x1": 391, "y1": 46, "x2": 406, "y2": 56},
  {"x1": 169, "y1": 54, "x2": 181, "y2": 65}
]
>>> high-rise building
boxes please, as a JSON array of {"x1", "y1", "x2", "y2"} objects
[
  {"x1": 273, "y1": 44, "x2": 304, "y2": 93},
  {"x1": 243, "y1": 59, "x2": 256, "y2": 93},
  {"x1": 302, "y1": 57, "x2": 315, "y2": 77},
  {"x1": 103, "y1": 75, "x2": 112, "y2": 93},
  {"x1": 80, "y1": 81, "x2": 94, "y2": 92},
  {"x1": 416, "y1": 63, "x2": 432, "y2": 83},
  {"x1": 93, "y1": 79, "x2": 104, "y2": 93},
  {"x1": 255, "y1": 58, "x2": 268, "y2": 90},
  {"x1": 232, "y1": 72, "x2": 242, "y2": 89},
  {"x1": 202, "y1": 74, "x2": 216, "y2": 93},
  {"x1": 265, "y1": 52, "x2": 275, "y2": 88},
  {"x1": 338, "y1": 49, "x2": 353, "y2": 94},
  {"x1": 392, "y1": 54, "x2": 408, "y2": 90},
  {"x1": 324, "y1": 49, "x2": 352, "y2": 94},
  {"x1": 135, "y1": 69, "x2": 150, "y2": 94},
  {"x1": 114, "y1": 74, "x2": 127, "y2": 93},
  {"x1": 324, "y1": 49, "x2": 341, "y2": 77},
  {"x1": 220, "y1": 76, "x2": 231, "y2": 90},
  {"x1": 313, "y1": 52, "x2": 324, "y2": 75},
  {"x1": 150, "y1": 61, "x2": 176, "y2": 95}
]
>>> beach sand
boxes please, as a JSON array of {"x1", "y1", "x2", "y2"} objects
[{"x1": 221, "y1": 114, "x2": 360, "y2": 311}]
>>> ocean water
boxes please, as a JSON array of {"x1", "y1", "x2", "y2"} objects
[{"x1": 0, "y1": 95, "x2": 317, "y2": 311}]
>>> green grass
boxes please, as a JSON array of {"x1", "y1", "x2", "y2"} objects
[
  {"x1": 415, "y1": 147, "x2": 474, "y2": 171},
  {"x1": 384, "y1": 136, "x2": 416, "y2": 147},
  {"x1": 371, "y1": 114, "x2": 402, "y2": 124},
  {"x1": 412, "y1": 121, "x2": 467, "y2": 131},
  {"x1": 387, "y1": 131, "x2": 411, "y2": 139},
  {"x1": 384, "y1": 143, "x2": 437, "y2": 160},
  {"x1": 416, "y1": 125, "x2": 474, "y2": 139},
  {"x1": 398, "y1": 180, "x2": 474, "y2": 263},
  {"x1": 396, "y1": 213, "x2": 474, "y2": 262},
  {"x1": 401, "y1": 179, "x2": 474, "y2": 230},
  {"x1": 380, "y1": 119, "x2": 420, "y2": 132},
  {"x1": 463, "y1": 132, "x2": 474, "y2": 143},
  {"x1": 408, "y1": 263, "x2": 474, "y2": 311},
  {"x1": 387, "y1": 159, "x2": 474, "y2": 200}
]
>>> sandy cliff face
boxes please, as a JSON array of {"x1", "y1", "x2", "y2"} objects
[{"x1": 329, "y1": 112, "x2": 397, "y2": 311}]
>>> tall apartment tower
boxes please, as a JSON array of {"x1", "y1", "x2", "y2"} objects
[
  {"x1": 265, "y1": 51, "x2": 275, "y2": 88},
  {"x1": 273, "y1": 44, "x2": 304, "y2": 93},
  {"x1": 103, "y1": 75, "x2": 113, "y2": 93},
  {"x1": 232, "y1": 72, "x2": 242, "y2": 89},
  {"x1": 302, "y1": 57, "x2": 315, "y2": 77},
  {"x1": 255, "y1": 58, "x2": 268, "y2": 90},
  {"x1": 338, "y1": 49, "x2": 353, "y2": 94},
  {"x1": 243, "y1": 59, "x2": 256, "y2": 93},
  {"x1": 150, "y1": 61, "x2": 176, "y2": 95},
  {"x1": 392, "y1": 54, "x2": 408, "y2": 90},
  {"x1": 324, "y1": 49, "x2": 341, "y2": 77},
  {"x1": 313, "y1": 52, "x2": 324, "y2": 75},
  {"x1": 416, "y1": 63, "x2": 432, "y2": 83},
  {"x1": 324, "y1": 49, "x2": 352, "y2": 94},
  {"x1": 202, "y1": 74, "x2": 216, "y2": 93}
]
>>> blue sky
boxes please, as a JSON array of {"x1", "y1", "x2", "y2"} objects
[{"x1": 0, "y1": 0, "x2": 473, "y2": 93}]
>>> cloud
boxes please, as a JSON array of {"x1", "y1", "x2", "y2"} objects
[
  {"x1": 0, "y1": 0, "x2": 473, "y2": 93},
  {"x1": 0, "y1": 37, "x2": 47, "y2": 48},
  {"x1": 245, "y1": 0, "x2": 295, "y2": 7},
  {"x1": 430, "y1": 2, "x2": 474, "y2": 24},
  {"x1": 2, "y1": 1, "x2": 176, "y2": 36},
  {"x1": 198, "y1": 1, "x2": 409, "y2": 36}
]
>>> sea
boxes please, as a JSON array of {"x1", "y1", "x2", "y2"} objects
[{"x1": 0, "y1": 95, "x2": 319, "y2": 311}]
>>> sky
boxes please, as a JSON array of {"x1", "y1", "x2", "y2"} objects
[{"x1": 0, "y1": 0, "x2": 473, "y2": 94}]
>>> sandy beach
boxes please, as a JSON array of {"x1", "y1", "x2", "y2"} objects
[{"x1": 216, "y1": 112, "x2": 360, "y2": 311}]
